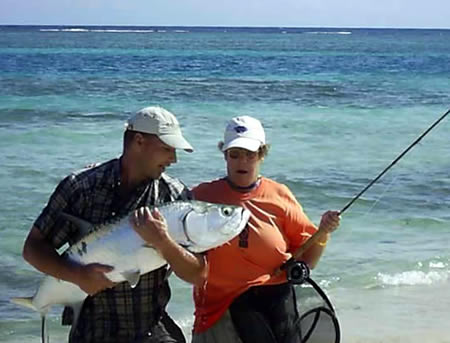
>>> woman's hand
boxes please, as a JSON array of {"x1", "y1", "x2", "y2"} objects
[{"x1": 318, "y1": 210, "x2": 341, "y2": 234}]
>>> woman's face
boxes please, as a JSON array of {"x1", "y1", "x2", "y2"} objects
[{"x1": 224, "y1": 147, "x2": 262, "y2": 187}]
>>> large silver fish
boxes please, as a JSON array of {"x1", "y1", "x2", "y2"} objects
[{"x1": 12, "y1": 200, "x2": 250, "y2": 341}]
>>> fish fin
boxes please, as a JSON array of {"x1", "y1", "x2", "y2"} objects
[
  {"x1": 121, "y1": 270, "x2": 141, "y2": 288},
  {"x1": 60, "y1": 212, "x2": 93, "y2": 236},
  {"x1": 41, "y1": 314, "x2": 48, "y2": 343},
  {"x1": 11, "y1": 297, "x2": 39, "y2": 312}
]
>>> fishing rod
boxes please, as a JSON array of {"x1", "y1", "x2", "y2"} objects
[
  {"x1": 339, "y1": 108, "x2": 450, "y2": 215},
  {"x1": 285, "y1": 108, "x2": 450, "y2": 264}
]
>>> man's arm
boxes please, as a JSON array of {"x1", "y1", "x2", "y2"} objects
[
  {"x1": 132, "y1": 207, "x2": 207, "y2": 286},
  {"x1": 23, "y1": 226, "x2": 115, "y2": 295}
]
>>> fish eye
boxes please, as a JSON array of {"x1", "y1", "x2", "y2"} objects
[{"x1": 221, "y1": 207, "x2": 233, "y2": 216}]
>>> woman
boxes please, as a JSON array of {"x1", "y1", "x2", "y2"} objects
[{"x1": 191, "y1": 116, "x2": 340, "y2": 343}]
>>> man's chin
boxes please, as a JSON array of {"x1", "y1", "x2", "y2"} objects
[{"x1": 148, "y1": 170, "x2": 163, "y2": 180}]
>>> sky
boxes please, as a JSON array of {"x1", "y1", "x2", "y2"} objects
[{"x1": 0, "y1": 0, "x2": 449, "y2": 29}]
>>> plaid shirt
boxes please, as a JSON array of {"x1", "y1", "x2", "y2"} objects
[{"x1": 34, "y1": 158, "x2": 191, "y2": 343}]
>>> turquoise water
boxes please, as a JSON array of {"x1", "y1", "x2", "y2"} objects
[{"x1": 0, "y1": 26, "x2": 449, "y2": 342}]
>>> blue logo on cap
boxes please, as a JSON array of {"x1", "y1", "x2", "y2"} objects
[{"x1": 234, "y1": 126, "x2": 247, "y2": 133}]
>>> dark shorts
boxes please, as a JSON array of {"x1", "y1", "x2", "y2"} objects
[
  {"x1": 229, "y1": 283, "x2": 301, "y2": 343},
  {"x1": 137, "y1": 313, "x2": 186, "y2": 343},
  {"x1": 191, "y1": 311, "x2": 242, "y2": 343},
  {"x1": 70, "y1": 311, "x2": 186, "y2": 343}
]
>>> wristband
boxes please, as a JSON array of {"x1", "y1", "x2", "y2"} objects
[{"x1": 316, "y1": 234, "x2": 329, "y2": 247}]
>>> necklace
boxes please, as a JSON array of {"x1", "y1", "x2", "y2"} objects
[{"x1": 225, "y1": 177, "x2": 261, "y2": 193}]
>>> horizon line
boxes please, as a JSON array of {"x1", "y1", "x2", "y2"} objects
[{"x1": 1, "y1": 24, "x2": 449, "y2": 30}]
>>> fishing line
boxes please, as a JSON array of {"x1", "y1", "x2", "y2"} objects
[
  {"x1": 339, "y1": 107, "x2": 450, "y2": 215},
  {"x1": 360, "y1": 172, "x2": 400, "y2": 218},
  {"x1": 283, "y1": 107, "x2": 450, "y2": 263}
]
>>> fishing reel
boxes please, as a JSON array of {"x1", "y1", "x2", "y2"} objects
[{"x1": 281, "y1": 258, "x2": 310, "y2": 284}]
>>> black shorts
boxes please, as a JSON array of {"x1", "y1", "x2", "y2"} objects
[
  {"x1": 229, "y1": 283, "x2": 301, "y2": 343},
  {"x1": 135, "y1": 312, "x2": 186, "y2": 343}
]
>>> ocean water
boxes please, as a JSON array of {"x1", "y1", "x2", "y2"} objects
[{"x1": 0, "y1": 25, "x2": 449, "y2": 342}]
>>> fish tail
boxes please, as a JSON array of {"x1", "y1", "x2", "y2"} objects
[
  {"x1": 10, "y1": 296, "x2": 38, "y2": 312},
  {"x1": 11, "y1": 297, "x2": 50, "y2": 343}
]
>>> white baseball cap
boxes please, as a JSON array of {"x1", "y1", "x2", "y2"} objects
[
  {"x1": 126, "y1": 106, "x2": 194, "y2": 152},
  {"x1": 222, "y1": 116, "x2": 266, "y2": 152}
]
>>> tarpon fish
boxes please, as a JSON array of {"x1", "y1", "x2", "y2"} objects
[{"x1": 12, "y1": 200, "x2": 250, "y2": 342}]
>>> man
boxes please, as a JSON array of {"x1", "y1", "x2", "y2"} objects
[{"x1": 22, "y1": 106, "x2": 207, "y2": 343}]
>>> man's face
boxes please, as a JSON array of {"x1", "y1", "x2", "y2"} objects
[{"x1": 138, "y1": 134, "x2": 177, "y2": 179}]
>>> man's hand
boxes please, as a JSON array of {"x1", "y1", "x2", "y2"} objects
[
  {"x1": 132, "y1": 207, "x2": 171, "y2": 249},
  {"x1": 131, "y1": 206, "x2": 207, "y2": 285},
  {"x1": 23, "y1": 226, "x2": 115, "y2": 295},
  {"x1": 74, "y1": 263, "x2": 115, "y2": 295}
]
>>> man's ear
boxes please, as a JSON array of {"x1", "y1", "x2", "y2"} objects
[{"x1": 134, "y1": 132, "x2": 145, "y2": 146}]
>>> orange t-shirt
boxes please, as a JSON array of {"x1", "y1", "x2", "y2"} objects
[{"x1": 192, "y1": 177, "x2": 318, "y2": 333}]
